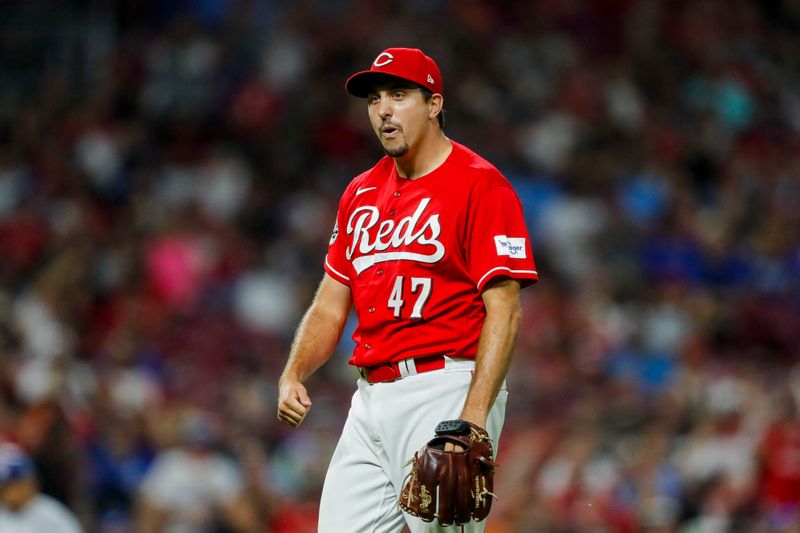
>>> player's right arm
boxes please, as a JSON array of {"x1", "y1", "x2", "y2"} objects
[{"x1": 277, "y1": 273, "x2": 352, "y2": 427}]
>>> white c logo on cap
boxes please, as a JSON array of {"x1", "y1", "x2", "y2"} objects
[{"x1": 373, "y1": 52, "x2": 394, "y2": 67}]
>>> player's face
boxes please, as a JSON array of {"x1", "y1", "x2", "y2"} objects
[{"x1": 367, "y1": 83, "x2": 432, "y2": 158}]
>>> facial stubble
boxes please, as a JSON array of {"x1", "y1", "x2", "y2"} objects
[{"x1": 384, "y1": 143, "x2": 409, "y2": 157}]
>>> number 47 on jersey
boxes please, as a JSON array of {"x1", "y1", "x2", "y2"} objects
[{"x1": 388, "y1": 276, "x2": 432, "y2": 320}]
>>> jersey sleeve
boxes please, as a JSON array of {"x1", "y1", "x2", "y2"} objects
[
  {"x1": 466, "y1": 185, "x2": 538, "y2": 292},
  {"x1": 324, "y1": 194, "x2": 353, "y2": 285}
]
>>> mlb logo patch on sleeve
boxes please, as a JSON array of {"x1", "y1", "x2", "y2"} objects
[
  {"x1": 494, "y1": 235, "x2": 527, "y2": 258},
  {"x1": 330, "y1": 221, "x2": 339, "y2": 245}
]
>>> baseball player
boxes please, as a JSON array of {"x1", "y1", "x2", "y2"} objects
[{"x1": 277, "y1": 48, "x2": 537, "y2": 532}]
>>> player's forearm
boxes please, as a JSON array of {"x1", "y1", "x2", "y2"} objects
[
  {"x1": 280, "y1": 274, "x2": 352, "y2": 384},
  {"x1": 280, "y1": 303, "x2": 347, "y2": 383},
  {"x1": 459, "y1": 311, "x2": 519, "y2": 425},
  {"x1": 459, "y1": 280, "x2": 521, "y2": 427}
]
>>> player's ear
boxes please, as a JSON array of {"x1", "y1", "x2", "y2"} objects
[{"x1": 428, "y1": 94, "x2": 443, "y2": 121}]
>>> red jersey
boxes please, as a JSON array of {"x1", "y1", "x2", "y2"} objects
[
  {"x1": 325, "y1": 141, "x2": 538, "y2": 367},
  {"x1": 760, "y1": 421, "x2": 800, "y2": 505}
]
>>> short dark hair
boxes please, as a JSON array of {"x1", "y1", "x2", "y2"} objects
[{"x1": 420, "y1": 88, "x2": 445, "y2": 130}]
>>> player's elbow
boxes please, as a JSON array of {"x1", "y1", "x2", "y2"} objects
[
  {"x1": 305, "y1": 301, "x2": 348, "y2": 335},
  {"x1": 509, "y1": 300, "x2": 522, "y2": 329},
  {"x1": 502, "y1": 300, "x2": 522, "y2": 339}
]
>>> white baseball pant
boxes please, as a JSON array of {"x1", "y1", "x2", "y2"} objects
[{"x1": 318, "y1": 357, "x2": 507, "y2": 533}]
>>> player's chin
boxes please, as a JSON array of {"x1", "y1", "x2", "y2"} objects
[{"x1": 383, "y1": 141, "x2": 409, "y2": 158}]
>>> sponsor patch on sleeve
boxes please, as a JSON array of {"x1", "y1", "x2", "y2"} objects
[{"x1": 494, "y1": 235, "x2": 527, "y2": 258}]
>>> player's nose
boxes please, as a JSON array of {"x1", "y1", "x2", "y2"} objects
[{"x1": 376, "y1": 95, "x2": 393, "y2": 118}]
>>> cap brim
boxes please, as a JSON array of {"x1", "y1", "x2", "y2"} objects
[{"x1": 345, "y1": 71, "x2": 427, "y2": 98}]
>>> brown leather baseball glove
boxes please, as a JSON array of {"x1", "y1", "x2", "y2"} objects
[{"x1": 399, "y1": 419, "x2": 496, "y2": 526}]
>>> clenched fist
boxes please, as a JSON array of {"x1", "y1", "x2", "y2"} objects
[{"x1": 277, "y1": 378, "x2": 312, "y2": 427}]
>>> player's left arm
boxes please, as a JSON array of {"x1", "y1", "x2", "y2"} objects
[{"x1": 458, "y1": 278, "x2": 521, "y2": 428}]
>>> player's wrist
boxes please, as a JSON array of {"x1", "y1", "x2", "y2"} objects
[
  {"x1": 457, "y1": 410, "x2": 488, "y2": 429},
  {"x1": 279, "y1": 372, "x2": 302, "y2": 387}
]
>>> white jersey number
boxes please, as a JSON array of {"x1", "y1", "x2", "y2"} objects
[{"x1": 388, "y1": 276, "x2": 432, "y2": 320}]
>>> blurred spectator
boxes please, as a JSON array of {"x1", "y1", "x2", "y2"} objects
[
  {"x1": 758, "y1": 382, "x2": 800, "y2": 531},
  {"x1": 136, "y1": 409, "x2": 259, "y2": 533},
  {"x1": 673, "y1": 377, "x2": 762, "y2": 528},
  {"x1": 0, "y1": 442, "x2": 82, "y2": 533}
]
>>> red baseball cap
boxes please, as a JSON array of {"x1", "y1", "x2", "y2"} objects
[{"x1": 345, "y1": 48, "x2": 443, "y2": 97}]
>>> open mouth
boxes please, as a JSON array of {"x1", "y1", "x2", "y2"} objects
[{"x1": 381, "y1": 125, "x2": 399, "y2": 137}]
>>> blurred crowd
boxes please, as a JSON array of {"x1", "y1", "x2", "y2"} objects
[{"x1": 0, "y1": 0, "x2": 798, "y2": 531}]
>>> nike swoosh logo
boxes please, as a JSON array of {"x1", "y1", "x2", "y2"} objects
[{"x1": 355, "y1": 186, "x2": 377, "y2": 196}]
